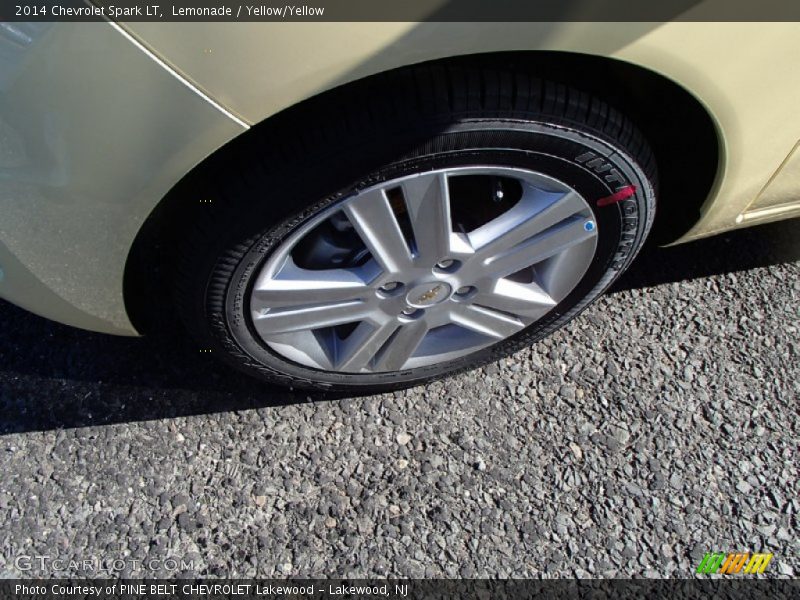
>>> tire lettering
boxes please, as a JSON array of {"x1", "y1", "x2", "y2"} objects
[{"x1": 576, "y1": 151, "x2": 626, "y2": 186}]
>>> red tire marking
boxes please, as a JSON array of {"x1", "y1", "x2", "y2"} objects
[{"x1": 597, "y1": 184, "x2": 637, "y2": 207}]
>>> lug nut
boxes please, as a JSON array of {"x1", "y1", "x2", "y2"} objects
[
  {"x1": 401, "y1": 307, "x2": 415, "y2": 315},
  {"x1": 435, "y1": 258, "x2": 462, "y2": 273},
  {"x1": 379, "y1": 281, "x2": 400, "y2": 292},
  {"x1": 584, "y1": 220, "x2": 596, "y2": 232},
  {"x1": 454, "y1": 286, "x2": 476, "y2": 301}
]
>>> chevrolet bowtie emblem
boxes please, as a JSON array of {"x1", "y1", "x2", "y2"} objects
[{"x1": 415, "y1": 284, "x2": 444, "y2": 304}]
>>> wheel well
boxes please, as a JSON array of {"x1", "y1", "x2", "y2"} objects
[{"x1": 124, "y1": 50, "x2": 720, "y2": 334}]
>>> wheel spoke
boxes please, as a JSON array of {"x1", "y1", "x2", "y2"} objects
[
  {"x1": 252, "y1": 259, "x2": 375, "y2": 309},
  {"x1": 449, "y1": 304, "x2": 525, "y2": 339},
  {"x1": 343, "y1": 187, "x2": 413, "y2": 274},
  {"x1": 472, "y1": 278, "x2": 556, "y2": 320},
  {"x1": 334, "y1": 320, "x2": 400, "y2": 372},
  {"x1": 401, "y1": 172, "x2": 454, "y2": 265},
  {"x1": 373, "y1": 320, "x2": 429, "y2": 371},
  {"x1": 482, "y1": 217, "x2": 594, "y2": 279},
  {"x1": 535, "y1": 238, "x2": 598, "y2": 301},
  {"x1": 246, "y1": 167, "x2": 600, "y2": 374},
  {"x1": 253, "y1": 301, "x2": 373, "y2": 335},
  {"x1": 470, "y1": 189, "x2": 587, "y2": 258}
]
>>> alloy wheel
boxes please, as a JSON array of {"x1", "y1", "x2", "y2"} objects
[{"x1": 248, "y1": 167, "x2": 598, "y2": 373}]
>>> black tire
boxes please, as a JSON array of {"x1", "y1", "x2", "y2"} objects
[{"x1": 175, "y1": 63, "x2": 657, "y2": 392}]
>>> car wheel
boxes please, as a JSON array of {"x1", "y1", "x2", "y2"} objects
[{"x1": 175, "y1": 64, "x2": 657, "y2": 391}]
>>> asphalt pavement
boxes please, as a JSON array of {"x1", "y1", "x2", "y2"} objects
[{"x1": 1, "y1": 219, "x2": 798, "y2": 578}]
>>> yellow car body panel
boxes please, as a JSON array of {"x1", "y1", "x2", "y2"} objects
[
  {"x1": 0, "y1": 19, "x2": 798, "y2": 335},
  {"x1": 738, "y1": 140, "x2": 800, "y2": 226},
  {"x1": 0, "y1": 23, "x2": 246, "y2": 334}
]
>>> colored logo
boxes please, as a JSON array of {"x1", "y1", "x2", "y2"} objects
[
  {"x1": 696, "y1": 552, "x2": 773, "y2": 575},
  {"x1": 407, "y1": 282, "x2": 451, "y2": 307}
]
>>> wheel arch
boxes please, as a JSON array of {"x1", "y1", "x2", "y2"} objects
[{"x1": 124, "y1": 50, "x2": 721, "y2": 334}]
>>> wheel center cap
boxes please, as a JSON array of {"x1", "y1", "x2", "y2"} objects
[{"x1": 406, "y1": 282, "x2": 452, "y2": 308}]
